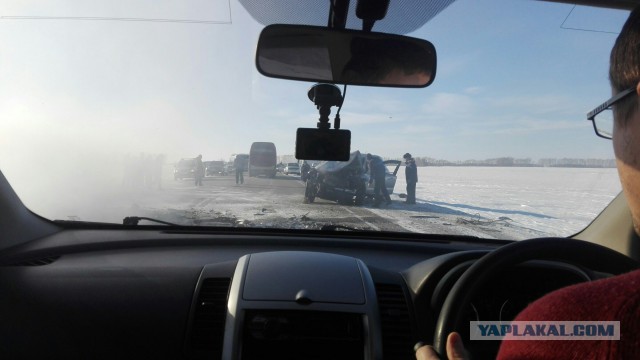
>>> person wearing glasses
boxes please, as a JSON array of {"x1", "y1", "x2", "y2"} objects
[{"x1": 418, "y1": 6, "x2": 640, "y2": 360}]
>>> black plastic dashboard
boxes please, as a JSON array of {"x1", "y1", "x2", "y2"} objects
[{"x1": 0, "y1": 228, "x2": 595, "y2": 359}]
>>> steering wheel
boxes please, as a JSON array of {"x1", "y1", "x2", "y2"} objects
[{"x1": 432, "y1": 237, "x2": 639, "y2": 358}]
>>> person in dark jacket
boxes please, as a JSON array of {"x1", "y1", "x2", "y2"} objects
[
  {"x1": 194, "y1": 154, "x2": 205, "y2": 186},
  {"x1": 301, "y1": 161, "x2": 311, "y2": 182},
  {"x1": 233, "y1": 156, "x2": 245, "y2": 185},
  {"x1": 403, "y1": 153, "x2": 418, "y2": 204},
  {"x1": 366, "y1": 153, "x2": 391, "y2": 207}
]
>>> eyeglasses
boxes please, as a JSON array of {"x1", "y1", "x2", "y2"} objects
[{"x1": 587, "y1": 87, "x2": 636, "y2": 139}]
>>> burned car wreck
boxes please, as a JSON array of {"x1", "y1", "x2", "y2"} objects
[{"x1": 304, "y1": 151, "x2": 400, "y2": 205}]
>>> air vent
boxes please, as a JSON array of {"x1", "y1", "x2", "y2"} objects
[
  {"x1": 10, "y1": 256, "x2": 60, "y2": 266},
  {"x1": 188, "y1": 277, "x2": 230, "y2": 359},
  {"x1": 375, "y1": 283, "x2": 414, "y2": 360}
]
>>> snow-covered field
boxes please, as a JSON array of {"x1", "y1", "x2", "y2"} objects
[{"x1": 387, "y1": 166, "x2": 621, "y2": 239}]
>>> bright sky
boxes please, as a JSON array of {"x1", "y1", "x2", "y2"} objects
[
  {"x1": 253, "y1": 1, "x2": 629, "y2": 162},
  {"x1": 0, "y1": 0, "x2": 631, "y2": 173}
]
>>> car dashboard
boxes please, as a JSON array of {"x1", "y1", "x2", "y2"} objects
[{"x1": 0, "y1": 228, "x2": 595, "y2": 359}]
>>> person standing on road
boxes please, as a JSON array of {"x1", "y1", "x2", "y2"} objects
[
  {"x1": 366, "y1": 153, "x2": 391, "y2": 207},
  {"x1": 194, "y1": 154, "x2": 205, "y2": 186},
  {"x1": 234, "y1": 155, "x2": 245, "y2": 185},
  {"x1": 301, "y1": 161, "x2": 311, "y2": 182},
  {"x1": 403, "y1": 153, "x2": 418, "y2": 204}
]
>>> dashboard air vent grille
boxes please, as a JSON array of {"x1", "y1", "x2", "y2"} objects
[
  {"x1": 189, "y1": 277, "x2": 230, "y2": 358},
  {"x1": 375, "y1": 283, "x2": 414, "y2": 360},
  {"x1": 10, "y1": 256, "x2": 60, "y2": 266}
]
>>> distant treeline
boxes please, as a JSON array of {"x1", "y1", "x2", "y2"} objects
[
  {"x1": 280, "y1": 153, "x2": 616, "y2": 168},
  {"x1": 407, "y1": 157, "x2": 617, "y2": 168}
]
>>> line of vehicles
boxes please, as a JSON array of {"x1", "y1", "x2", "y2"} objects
[
  {"x1": 173, "y1": 142, "x2": 278, "y2": 181},
  {"x1": 173, "y1": 142, "x2": 401, "y2": 206},
  {"x1": 173, "y1": 158, "x2": 232, "y2": 180},
  {"x1": 173, "y1": 142, "x2": 302, "y2": 180}
]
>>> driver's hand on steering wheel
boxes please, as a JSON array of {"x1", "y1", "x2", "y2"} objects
[{"x1": 415, "y1": 332, "x2": 469, "y2": 360}]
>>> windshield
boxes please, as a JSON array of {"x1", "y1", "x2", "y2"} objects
[{"x1": 0, "y1": 0, "x2": 627, "y2": 239}]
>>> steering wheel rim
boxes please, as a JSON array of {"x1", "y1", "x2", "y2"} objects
[{"x1": 432, "y1": 237, "x2": 639, "y2": 357}]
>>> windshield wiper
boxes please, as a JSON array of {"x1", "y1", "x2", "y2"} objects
[{"x1": 122, "y1": 216, "x2": 179, "y2": 226}]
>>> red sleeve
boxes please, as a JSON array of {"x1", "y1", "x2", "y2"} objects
[{"x1": 496, "y1": 269, "x2": 640, "y2": 359}]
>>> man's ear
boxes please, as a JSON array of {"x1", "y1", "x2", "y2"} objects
[{"x1": 636, "y1": 82, "x2": 640, "y2": 96}]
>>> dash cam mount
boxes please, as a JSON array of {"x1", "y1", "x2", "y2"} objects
[
  {"x1": 297, "y1": 84, "x2": 351, "y2": 161},
  {"x1": 307, "y1": 83, "x2": 343, "y2": 130}
]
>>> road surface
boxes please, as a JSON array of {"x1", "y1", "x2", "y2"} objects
[
  {"x1": 89, "y1": 172, "x2": 544, "y2": 239},
  {"x1": 127, "y1": 173, "x2": 411, "y2": 232}
]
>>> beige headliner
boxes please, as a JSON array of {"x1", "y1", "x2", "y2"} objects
[{"x1": 573, "y1": 191, "x2": 638, "y2": 260}]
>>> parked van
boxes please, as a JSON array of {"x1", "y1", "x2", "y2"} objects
[{"x1": 249, "y1": 142, "x2": 277, "y2": 177}]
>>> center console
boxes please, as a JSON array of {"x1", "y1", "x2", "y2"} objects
[{"x1": 222, "y1": 251, "x2": 382, "y2": 359}]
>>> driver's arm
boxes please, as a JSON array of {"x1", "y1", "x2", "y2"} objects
[{"x1": 415, "y1": 332, "x2": 469, "y2": 360}]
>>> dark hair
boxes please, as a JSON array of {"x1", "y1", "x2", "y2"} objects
[
  {"x1": 610, "y1": 6, "x2": 640, "y2": 123},
  {"x1": 342, "y1": 38, "x2": 433, "y2": 84}
]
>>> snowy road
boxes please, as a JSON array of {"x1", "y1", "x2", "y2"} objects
[
  {"x1": 126, "y1": 173, "x2": 412, "y2": 232},
  {"x1": 107, "y1": 171, "x2": 550, "y2": 240}
]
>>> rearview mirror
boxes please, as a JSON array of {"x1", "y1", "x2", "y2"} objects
[{"x1": 256, "y1": 24, "x2": 436, "y2": 88}]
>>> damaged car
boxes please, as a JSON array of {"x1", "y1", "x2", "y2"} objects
[{"x1": 304, "y1": 151, "x2": 400, "y2": 205}]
